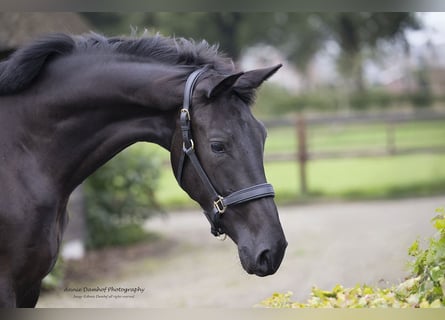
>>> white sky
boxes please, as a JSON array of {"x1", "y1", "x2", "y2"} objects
[{"x1": 406, "y1": 12, "x2": 445, "y2": 47}]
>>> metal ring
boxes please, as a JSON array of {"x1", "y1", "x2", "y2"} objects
[
  {"x1": 216, "y1": 233, "x2": 227, "y2": 241},
  {"x1": 182, "y1": 139, "x2": 194, "y2": 152},
  {"x1": 180, "y1": 108, "x2": 190, "y2": 121}
]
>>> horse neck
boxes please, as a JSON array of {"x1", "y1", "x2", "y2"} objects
[{"x1": 15, "y1": 54, "x2": 188, "y2": 196}]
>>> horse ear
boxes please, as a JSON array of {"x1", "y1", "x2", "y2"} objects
[
  {"x1": 206, "y1": 72, "x2": 244, "y2": 99},
  {"x1": 234, "y1": 64, "x2": 282, "y2": 90}
]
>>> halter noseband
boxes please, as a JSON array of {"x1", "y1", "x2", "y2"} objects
[{"x1": 175, "y1": 67, "x2": 275, "y2": 237}]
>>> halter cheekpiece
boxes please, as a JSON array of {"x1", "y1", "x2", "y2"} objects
[{"x1": 175, "y1": 67, "x2": 275, "y2": 237}]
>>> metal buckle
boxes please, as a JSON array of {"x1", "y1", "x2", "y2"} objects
[
  {"x1": 214, "y1": 196, "x2": 226, "y2": 214},
  {"x1": 180, "y1": 108, "x2": 190, "y2": 121},
  {"x1": 182, "y1": 139, "x2": 194, "y2": 152}
]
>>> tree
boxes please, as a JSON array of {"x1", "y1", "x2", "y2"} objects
[
  {"x1": 320, "y1": 13, "x2": 420, "y2": 91},
  {"x1": 82, "y1": 13, "x2": 421, "y2": 92}
]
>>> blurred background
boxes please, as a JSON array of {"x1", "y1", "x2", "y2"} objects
[
  {"x1": 80, "y1": 12, "x2": 445, "y2": 206},
  {"x1": 1, "y1": 12, "x2": 444, "y2": 307}
]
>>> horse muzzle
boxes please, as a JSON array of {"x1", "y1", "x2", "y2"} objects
[{"x1": 238, "y1": 236, "x2": 288, "y2": 277}]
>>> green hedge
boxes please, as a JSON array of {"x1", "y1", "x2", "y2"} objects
[
  {"x1": 260, "y1": 208, "x2": 445, "y2": 308},
  {"x1": 254, "y1": 83, "x2": 437, "y2": 116},
  {"x1": 84, "y1": 144, "x2": 163, "y2": 249}
]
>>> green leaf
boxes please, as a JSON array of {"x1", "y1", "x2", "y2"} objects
[
  {"x1": 441, "y1": 278, "x2": 445, "y2": 297},
  {"x1": 408, "y1": 239, "x2": 420, "y2": 256},
  {"x1": 433, "y1": 217, "x2": 445, "y2": 231},
  {"x1": 430, "y1": 266, "x2": 442, "y2": 282}
]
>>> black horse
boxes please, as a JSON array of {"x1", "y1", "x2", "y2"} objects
[{"x1": 0, "y1": 33, "x2": 287, "y2": 307}]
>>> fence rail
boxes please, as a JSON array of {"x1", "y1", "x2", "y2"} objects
[
  {"x1": 263, "y1": 109, "x2": 445, "y2": 127},
  {"x1": 263, "y1": 109, "x2": 445, "y2": 195},
  {"x1": 265, "y1": 146, "x2": 445, "y2": 162}
]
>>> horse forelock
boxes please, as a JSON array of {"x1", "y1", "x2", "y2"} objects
[{"x1": 0, "y1": 32, "x2": 235, "y2": 96}]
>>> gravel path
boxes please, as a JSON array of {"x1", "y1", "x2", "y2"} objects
[{"x1": 37, "y1": 196, "x2": 444, "y2": 308}]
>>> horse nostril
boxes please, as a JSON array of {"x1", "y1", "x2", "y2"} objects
[{"x1": 256, "y1": 249, "x2": 272, "y2": 270}]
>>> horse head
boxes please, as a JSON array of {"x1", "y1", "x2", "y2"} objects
[{"x1": 171, "y1": 65, "x2": 287, "y2": 276}]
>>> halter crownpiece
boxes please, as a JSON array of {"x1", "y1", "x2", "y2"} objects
[{"x1": 175, "y1": 67, "x2": 275, "y2": 237}]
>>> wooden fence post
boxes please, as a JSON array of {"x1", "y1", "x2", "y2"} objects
[
  {"x1": 386, "y1": 121, "x2": 396, "y2": 155},
  {"x1": 296, "y1": 115, "x2": 308, "y2": 195}
]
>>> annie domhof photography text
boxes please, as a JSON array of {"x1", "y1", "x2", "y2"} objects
[{"x1": 64, "y1": 286, "x2": 146, "y2": 299}]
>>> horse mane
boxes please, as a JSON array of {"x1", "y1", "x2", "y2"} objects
[
  {"x1": 0, "y1": 32, "x2": 235, "y2": 95},
  {"x1": 0, "y1": 33, "x2": 75, "y2": 95}
]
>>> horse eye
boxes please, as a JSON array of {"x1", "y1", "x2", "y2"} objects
[{"x1": 211, "y1": 142, "x2": 225, "y2": 153}]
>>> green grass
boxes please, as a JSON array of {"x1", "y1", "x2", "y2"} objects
[
  {"x1": 154, "y1": 153, "x2": 445, "y2": 208},
  {"x1": 266, "y1": 154, "x2": 445, "y2": 201},
  {"x1": 137, "y1": 118, "x2": 445, "y2": 209}
]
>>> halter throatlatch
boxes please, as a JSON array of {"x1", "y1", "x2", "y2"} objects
[{"x1": 175, "y1": 67, "x2": 275, "y2": 237}]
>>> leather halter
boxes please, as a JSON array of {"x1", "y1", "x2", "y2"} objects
[{"x1": 175, "y1": 67, "x2": 275, "y2": 237}]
